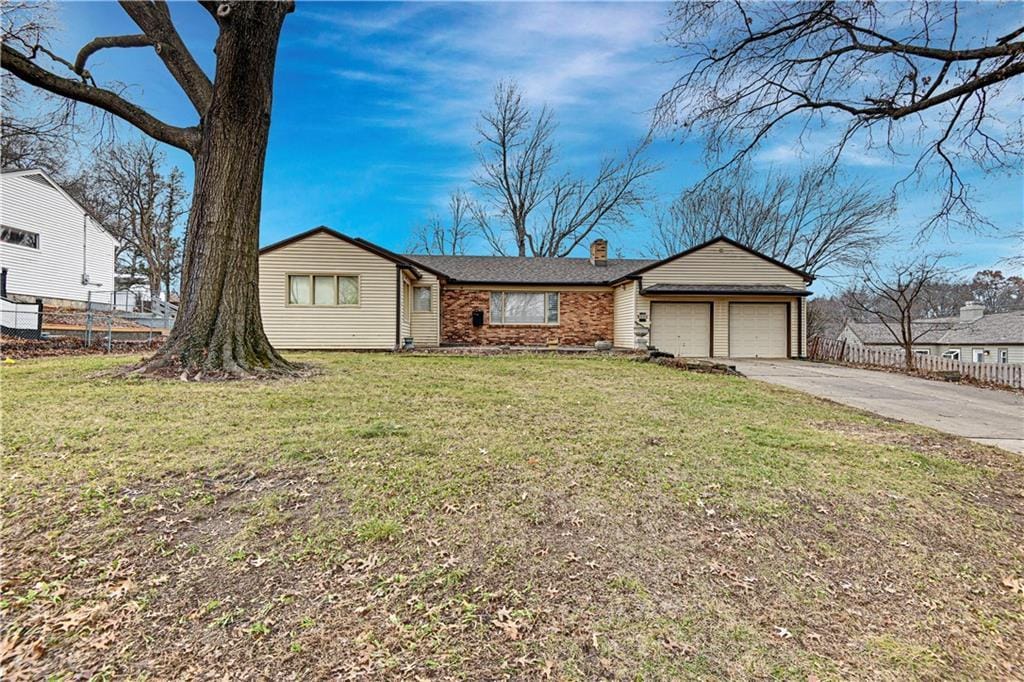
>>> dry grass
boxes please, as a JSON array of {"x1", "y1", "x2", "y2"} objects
[{"x1": 1, "y1": 352, "x2": 1022, "y2": 680}]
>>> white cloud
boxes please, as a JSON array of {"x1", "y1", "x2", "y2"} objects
[
  {"x1": 331, "y1": 68, "x2": 400, "y2": 85},
  {"x1": 299, "y1": 2, "x2": 674, "y2": 147}
]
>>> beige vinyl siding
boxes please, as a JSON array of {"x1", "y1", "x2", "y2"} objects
[
  {"x1": 638, "y1": 295, "x2": 801, "y2": 357},
  {"x1": 642, "y1": 241, "x2": 806, "y2": 287},
  {"x1": 258, "y1": 231, "x2": 398, "y2": 349},
  {"x1": 613, "y1": 281, "x2": 637, "y2": 348},
  {"x1": 410, "y1": 272, "x2": 440, "y2": 347}
]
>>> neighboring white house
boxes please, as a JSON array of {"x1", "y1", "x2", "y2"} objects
[
  {"x1": 839, "y1": 303, "x2": 1024, "y2": 364},
  {"x1": 0, "y1": 168, "x2": 118, "y2": 306}
]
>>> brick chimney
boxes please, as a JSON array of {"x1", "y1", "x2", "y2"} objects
[
  {"x1": 589, "y1": 239, "x2": 608, "y2": 266},
  {"x1": 959, "y1": 301, "x2": 985, "y2": 323}
]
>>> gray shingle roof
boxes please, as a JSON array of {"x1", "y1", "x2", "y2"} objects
[
  {"x1": 847, "y1": 310, "x2": 1024, "y2": 345},
  {"x1": 641, "y1": 284, "x2": 811, "y2": 296},
  {"x1": 403, "y1": 254, "x2": 654, "y2": 284}
]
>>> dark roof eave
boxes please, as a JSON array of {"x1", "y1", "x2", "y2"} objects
[
  {"x1": 445, "y1": 279, "x2": 617, "y2": 287},
  {"x1": 640, "y1": 286, "x2": 812, "y2": 297}
]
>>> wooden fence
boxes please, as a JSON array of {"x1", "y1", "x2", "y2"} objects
[{"x1": 807, "y1": 337, "x2": 1023, "y2": 390}]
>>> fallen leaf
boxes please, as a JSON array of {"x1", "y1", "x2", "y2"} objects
[{"x1": 1001, "y1": 575, "x2": 1024, "y2": 595}]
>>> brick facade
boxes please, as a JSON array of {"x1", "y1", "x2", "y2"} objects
[{"x1": 441, "y1": 288, "x2": 614, "y2": 346}]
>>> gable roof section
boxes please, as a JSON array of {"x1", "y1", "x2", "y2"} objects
[
  {"x1": 617, "y1": 236, "x2": 814, "y2": 284},
  {"x1": 260, "y1": 229, "x2": 812, "y2": 287},
  {"x1": 845, "y1": 310, "x2": 1024, "y2": 345},
  {"x1": 403, "y1": 254, "x2": 654, "y2": 285},
  {"x1": 259, "y1": 226, "x2": 440, "y2": 278},
  {"x1": 1, "y1": 168, "x2": 119, "y2": 245}
]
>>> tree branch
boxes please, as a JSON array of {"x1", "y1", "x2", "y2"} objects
[
  {"x1": 73, "y1": 34, "x2": 153, "y2": 76},
  {"x1": 117, "y1": 0, "x2": 213, "y2": 114},
  {"x1": 1, "y1": 43, "x2": 200, "y2": 153}
]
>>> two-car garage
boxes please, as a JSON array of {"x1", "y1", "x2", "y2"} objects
[
  {"x1": 649, "y1": 300, "x2": 792, "y2": 358},
  {"x1": 619, "y1": 236, "x2": 812, "y2": 358}
]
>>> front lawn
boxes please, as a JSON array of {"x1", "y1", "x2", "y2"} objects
[{"x1": 2, "y1": 353, "x2": 1021, "y2": 679}]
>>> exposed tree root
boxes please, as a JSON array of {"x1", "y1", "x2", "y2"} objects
[{"x1": 125, "y1": 336, "x2": 308, "y2": 382}]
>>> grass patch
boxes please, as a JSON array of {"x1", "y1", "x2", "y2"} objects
[
  {"x1": 354, "y1": 517, "x2": 403, "y2": 543},
  {"x1": 1, "y1": 352, "x2": 1021, "y2": 679}
]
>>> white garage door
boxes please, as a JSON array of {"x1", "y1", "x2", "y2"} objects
[
  {"x1": 729, "y1": 303, "x2": 788, "y2": 358},
  {"x1": 651, "y1": 303, "x2": 711, "y2": 357}
]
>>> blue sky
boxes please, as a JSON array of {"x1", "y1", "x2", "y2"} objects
[{"x1": 28, "y1": 2, "x2": 1024, "y2": 287}]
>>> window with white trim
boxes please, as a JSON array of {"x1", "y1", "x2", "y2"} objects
[
  {"x1": 942, "y1": 349, "x2": 960, "y2": 360},
  {"x1": 998, "y1": 348, "x2": 1009, "y2": 364},
  {"x1": 287, "y1": 274, "x2": 359, "y2": 305},
  {"x1": 413, "y1": 286, "x2": 432, "y2": 312},
  {"x1": 914, "y1": 349, "x2": 930, "y2": 356},
  {"x1": 489, "y1": 291, "x2": 559, "y2": 324},
  {"x1": 1, "y1": 225, "x2": 39, "y2": 249}
]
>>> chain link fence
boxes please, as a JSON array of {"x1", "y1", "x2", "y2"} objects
[{"x1": 1, "y1": 290, "x2": 175, "y2": 353}]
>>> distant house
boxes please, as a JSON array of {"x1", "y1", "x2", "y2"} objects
[
  {"x1": 0, "y1": 169, "x2": 117, "y2": 307},
  {"x1": 838, "y1": 303, "x2": 1024, "y2": 364},
  {"x1": 258, "y1": 227, "x2": 813, "y2": 357}
]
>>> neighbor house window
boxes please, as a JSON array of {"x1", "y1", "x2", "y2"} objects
[
  {"x1": 1, "y1": 225, "x2": 39, "y2": 249},
  {"x1": 998, "y1": 348, "x2": 1008, "y2": 364},
  {"x1": 972, "y1": 348, "x2": 986, "y2": 363},
  {"x1": 489, "y1": 291, "x2": 559, "y2": 324},
  {"x1": 413, "y1": 286, "x2": 432, "y2": 312},
  {"x1": 288, "y1": 274, "x2": 359, "y2": 306},
  {"x1": 942, "y1": 349, "x2": 960, "y2": 360},
  {"x1": 914, "y1": 349, "x2": 930, "y2": 356}
]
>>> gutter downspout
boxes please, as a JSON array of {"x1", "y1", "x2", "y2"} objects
[
  {"x1": 82, "y1": 214, "x2": 88, "y2": 282},
  {"x1": 797, "y1": 296, "x2": 804, "y2": 358},
  {"x1": 395, "y1": 266, "x2": 402, "y2": 351}
]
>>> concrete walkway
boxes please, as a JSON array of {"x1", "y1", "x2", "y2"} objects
[{"x1": 732, "y1": 359, "x2": 1024, "y2": 454}]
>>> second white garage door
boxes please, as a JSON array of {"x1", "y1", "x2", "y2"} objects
[
  {"x1": 651, "y1": 303, "x2": 711, "y2": 357},
  {"x1": 729, "y1": 303, "x2": 788, "y2": 358}
]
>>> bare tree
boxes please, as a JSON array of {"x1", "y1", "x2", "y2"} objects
[
  {"x1": 474, "y1": 81, "x2": 659, "y2": 257},
  {"x1": 846, "y1": 254, "x2": 956, "y2": 370},
  {"x1": 474, "y1": 81, "x2": 556, "y2": 256},
  {"x1": 655, "y1": 1, "x2": 1024, "y2": 235},
  {"x1": 409, "y1": 190, "x2": 474, "y2": 255},
  {"x1": 0, "y1": 4, "x2": 79, "y2": 173},
  {"x1": 2, "y1": 0, "x2": 295, "y2": 376},
  {"x1": 89, "y1": 141, "x2": 187, "y2": 300},
  {"x1": 651, "y1": 163, "x2": 892, "y2": 276}
]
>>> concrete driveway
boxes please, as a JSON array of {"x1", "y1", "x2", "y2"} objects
[{"x1": 732, "y1": 359, "x2": 1024, "y2": 454}]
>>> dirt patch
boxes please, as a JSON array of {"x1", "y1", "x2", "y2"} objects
[{"x1": 1, "y1": 335, "x2": 163, "y2": 359}]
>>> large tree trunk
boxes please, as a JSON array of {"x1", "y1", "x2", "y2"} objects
[{"x1": 142, "y1": 3, "x2": 292, "y2": 376}]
